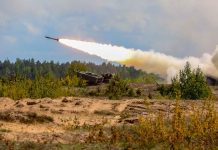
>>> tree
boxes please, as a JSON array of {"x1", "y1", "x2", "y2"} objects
[
  {"x1": 169, "y1": 75, "x2": 181, "y2": 99},
  {"x1": 171, "y1": 62, "x2": 211, "y2": 100},
  {"x1": 67, "y1": 61, "x2": 87, "y2": 77}
]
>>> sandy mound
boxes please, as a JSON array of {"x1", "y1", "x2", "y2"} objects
[{"x1": 0, "y1": 97, "x2": 217, "y2": 143}]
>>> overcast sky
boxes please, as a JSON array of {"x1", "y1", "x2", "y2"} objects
[{"x1": 0, "y1": 0, "x2": 218, "y2": 63}]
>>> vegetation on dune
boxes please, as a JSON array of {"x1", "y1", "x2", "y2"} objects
[
  {"x1": 107, "y1": 75, "x2": 129, "y2": 100},
  {"x1": 106, "y1": 75, "x2": 141, "y2": 99},
  {"x1": 85, "y1": 99, "x2": 218, "y2": 149},
  {"x1": 1, "y1": 99, "x2": 215, "y2": 149},
  {"x1": 0, "y1": 76, "x2": 67, "y2": 99},
  {"x1": 130, "y1": 73, "x2": 159, "y2": 84},
  {"x1": 0, "y1": 111, "x2": 53, "y2": 124},
  {"x1": 159, "y1": 62, "x2": 212, "y2": 100}
]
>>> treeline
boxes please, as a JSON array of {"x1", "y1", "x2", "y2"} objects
[
  {"x1": 0, "y1": 58, "x2": 157, "y2": 81},
  {"x1": 0, "y1": 58, "x2": 160, "y2": 99}
]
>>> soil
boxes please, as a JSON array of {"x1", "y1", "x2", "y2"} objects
[{"x1": 0, "y1": 97, "x2": 217, "y2": 144}]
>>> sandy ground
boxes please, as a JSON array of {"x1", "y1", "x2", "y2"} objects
[{"x1": 0, "y1": 97, "x2": 217, "y2": 144}]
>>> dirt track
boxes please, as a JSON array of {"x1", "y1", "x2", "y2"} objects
[{"x1": 0, "y1": 97, "x2": 217, "y2": 144}]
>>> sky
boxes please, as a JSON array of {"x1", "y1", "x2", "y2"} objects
[{"x1": 1, "y1": 0, "x2": 218, "y2": 63}]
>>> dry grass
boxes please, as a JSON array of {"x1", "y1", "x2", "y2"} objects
[
  {"x1": 94, "y1": 110, "x2": 116, "y2": 116},
  {"x1": 0, "y1": 111, "x2": 53, "y2": 124},
  {"x1": 0, "y1": 97, "x2": 217, "y2": 149},
  {"x1": 86, "y1": 99, "x2": 218, "y2": 149}
]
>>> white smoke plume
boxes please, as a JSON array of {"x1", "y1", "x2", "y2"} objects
[
  {"x1": 212, "y1": 46, "x2": 218, "y2": 70},
  {"x1": 59, "y1": 39, "x2": 218, "y2": 82}
]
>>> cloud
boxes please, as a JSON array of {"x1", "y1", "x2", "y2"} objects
[
  {"x1": 155, "y1": 0, "x2": 218, "y2": 54},
  {"x1": 212, "y1": 46, "x2": 218, "y2": 70},
  {"x1": 1, "y1": 0, "x2": 218, "y2": 61},
  {"x1": 2, "y1": 36, "x2": 17, "y2": 44},
  {"x1": 0, "y1": 13, "x2": 8, "y2": 27},
  {"x1": 101, "y1": 11, "x2": 148, "y2": 33},
  {"x1": 23, "y1": 23, "x2": 41, "y2": 35}
]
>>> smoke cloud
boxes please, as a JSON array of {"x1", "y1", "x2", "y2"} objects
[
  {"x1": 59, "y1": 39, "x2": 218, "y2": 82},
  {"x1": 212, "y1": 46, "x2": 218, "y2": 70}
]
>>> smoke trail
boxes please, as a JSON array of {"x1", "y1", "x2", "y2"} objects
[
  {"x1": 59, "y1": 39, "x2": 218, "y2": 81},
  {"x1": 124, "y1": 50, "x2": 218, "y2": 82},
  {"x1": 212, "y1": 46, "x2": 218, "y2": 70},
  {"x1": 59, "y1": 39, "x2": 133, "y2": 61}
]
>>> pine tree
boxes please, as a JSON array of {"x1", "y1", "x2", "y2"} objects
[{"x1": 170, "y1": 62, "x2": 211, "y2": 100}]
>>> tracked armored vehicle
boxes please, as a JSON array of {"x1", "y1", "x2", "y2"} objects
[
  {"x1": 75, "y1": 71, "x2": 113, "y2": 85},
  {"x1": 206, "y1": 75, "x2": 218, "y2": 86}
]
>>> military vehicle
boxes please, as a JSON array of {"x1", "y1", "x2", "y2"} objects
[
  {"x1": 206, "y1": 75, "x2": 218, "y2": 86},
  {"x1": 75, "y1": 71, "x2": 113, "y2": 85},
  {"x1": 102, "y1": 73, "x2": 113, "y2": 83}
]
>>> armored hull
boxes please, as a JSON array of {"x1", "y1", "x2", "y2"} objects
[{"x1": 76, "y1": 71, "x2": 113, "y2": 85}]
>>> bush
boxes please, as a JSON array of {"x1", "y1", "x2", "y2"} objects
[
  {"x1": 0, "y1": 78, "x2": 31, "y2": 100},
  {"x1": 106, "y1": 75, "x2": 130, "y2": 99},
  {"x1": 128, "y1": 88, "x2": 136, "y2": 97},
  {"x1": 136, "y1": 89, "x2": 142, "y2": 97},
  {"x1": 0, "y1": 76, "x2": 69, "y2": 99},
  {"x1": 29, "y1": 76, "x2": 63, "y2": 99}
]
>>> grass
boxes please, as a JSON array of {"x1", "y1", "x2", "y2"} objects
[
  {"x1": 94, "y1": 110, "x2": 116, "y2": 116},
  {"x1": 0, "y1": 128, "x2": 11, "y2": 133},
  {"x1": 0, "y1": 141, "x2": 120, "y2": 150},
  {"x1": 21, "y1": 112, "x2": 54, "y2": 123},
  {"x1": 0, "y1": 111, "x2": 53, "y2": 124},
  {"x1": 86, "y1": 99, "x2": 218, "y2": 149}
]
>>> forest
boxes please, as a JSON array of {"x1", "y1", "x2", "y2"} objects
[
  {"x1": 0, "y1": 59, "x2": 159, "y2": 99},
  {"x1": 0, "y1": 58, "x2": 158, "y2": 80}
]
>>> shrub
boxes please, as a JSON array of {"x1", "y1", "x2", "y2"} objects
[
  {"x1": 106, "y1": 75, "x2": 130, "y2": 99},
  {"x1": 0, "y1": 76, "x2": 69, "y2": 99},
  {"x1": 136, "y1": 89, "x2": 142, "y2": 97},
  {"x1": 128, "y1": 88, "x2": 136, "y2": 97},
  {"x1": 29, "y1": 76, "x2": 63, "y2": 99}
]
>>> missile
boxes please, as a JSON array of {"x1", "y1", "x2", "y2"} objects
[{"x1": 45, "y1": 36, "x2": 59, "y2": 41}]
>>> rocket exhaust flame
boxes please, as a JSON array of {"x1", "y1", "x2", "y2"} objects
[
  {"x1": 59, "y1": 39, "x2": 133, "y2": 61},
  {"x1": 59, "y1": 38, "x2": 218, "y2": 81}
]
